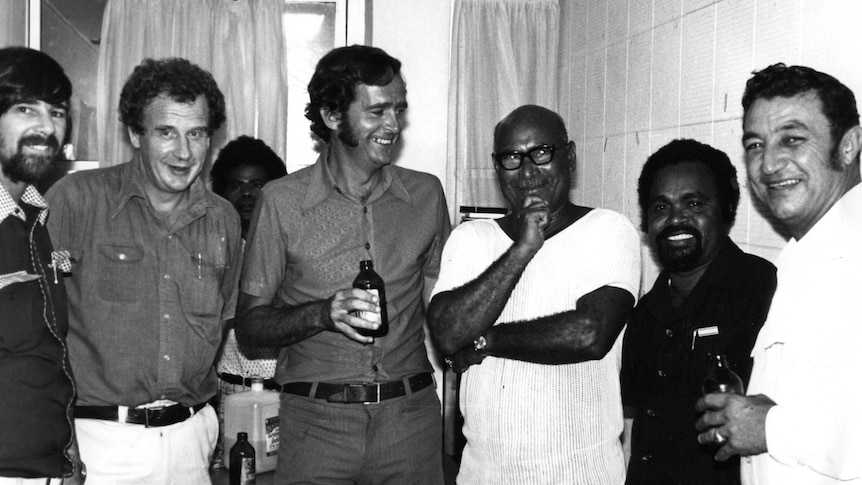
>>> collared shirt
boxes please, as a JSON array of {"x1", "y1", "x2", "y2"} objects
[
  {"x1": 45, "y1": 160, "x2": 242, "y2": 407},
  {"x1": 743, "y1": 184, "x2": 862, "y2": 485},
  {"x1": 621, "y1": 240, "x2": 776, "y2": 485},
  {"x1": 241, "y1": 153, "x2": 451, "y2": 384},
  {"x1": 0, "y1": 183, "x2": 75, "y2": 478}
]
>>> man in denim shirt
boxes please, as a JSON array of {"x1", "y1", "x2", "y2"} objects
[{"x1": 46, "y1": 58, "x2": 242, "y2": 484}]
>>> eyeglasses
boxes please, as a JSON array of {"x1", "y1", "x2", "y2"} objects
[{"x1": 493, "y1": 143, "x2": 566, "y2": 170}]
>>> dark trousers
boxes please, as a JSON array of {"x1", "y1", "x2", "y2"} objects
[{"x1": 275, "y1": 386, "x2": 444, "y2": 485}]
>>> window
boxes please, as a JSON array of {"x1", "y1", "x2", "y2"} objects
[{"x1": 281, "y1": 0, "x2": 365, "y2": 172}]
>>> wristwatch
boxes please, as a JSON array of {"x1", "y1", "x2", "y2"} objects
[{"x1": 473, "y1": 335, "x2": 487, "y2": 352}]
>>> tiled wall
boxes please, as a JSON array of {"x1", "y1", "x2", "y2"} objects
[{"x1": 559, "y1": 0, "x2": 862, "y2": 288}]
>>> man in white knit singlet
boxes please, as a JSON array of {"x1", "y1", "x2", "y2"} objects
[{"x1": 428, "y1": 105, "x2": 641, "y2": 484}]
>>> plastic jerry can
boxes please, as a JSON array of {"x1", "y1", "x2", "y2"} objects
[{"x1": 224, "y1": 377, "x2": 281, "y2": 473}]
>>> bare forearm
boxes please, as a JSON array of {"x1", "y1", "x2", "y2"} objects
[
  {"x1": 236, "y1": 299, "x2": 330, "y2": 347},
  {"x1": 483, "y1": 311, "x2": 622, "y2": 364},
  {"x1": 428, "y1": 243, "x2": 536, "y2": 355},
  {"x1": 476, "y1": 287, "x2": 634, "y2": 365}
]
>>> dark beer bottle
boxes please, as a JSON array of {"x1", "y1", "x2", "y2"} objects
[
  {"x1": 352, "y1": 260, "x2": 389, "y2": 337},
  {"x1": 702, "y1": 354, "x2": 744, "y2": 395},
  {"x1": 229, "y1": 432, "x2": 256, "y2": 485}
]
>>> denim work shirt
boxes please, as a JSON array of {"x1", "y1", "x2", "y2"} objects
[
  {"x1": 241, "y1": 153, "x2": 451, "y2": 384},
  {"x1": 46, "y1": 160, "x2": 242, "y2": 407}
]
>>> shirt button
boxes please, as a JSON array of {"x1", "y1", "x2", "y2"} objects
[
  {"x1": 646, "y1": 409, "x2": 656, "y2": 417},
  {"x1": 365, "y1": 242, "x2": 370, "y2": 250},
  {"x1": 164, "y1": 355, "x2": 170, "y2": 361},
  {"x1": 657, "y1": 370, "x2": 666, "y2": 377},
  {"x1": 118, "y1": 253, "x2": 127, "y2": 260},
  {"x1": 164, "y1": 274, "x2": 170, "y2": 279},
  {"x1": 163, "y1": 314, "x2": 170, "y2": 319},
  {"x1": 167, "y1": 235, "x2": 173, "y2": 240},
  {"x1": 641, "y1": 454, "x2": 652, "y2": 462},
  {"x1": 665, "y1": 329, "x2": 673, "y2": 337}
]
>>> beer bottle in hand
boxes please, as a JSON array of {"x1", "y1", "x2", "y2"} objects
[
  {"x1": 352, "y1": 260, "x2": 389, "y2": 337},
  {"x1": 702, "y1": 354, "x2": 744, "y2": 395}
]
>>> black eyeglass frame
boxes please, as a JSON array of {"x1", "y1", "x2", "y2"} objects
[{"x1": 492, "y1": 143, "x2": 568, "y2": 170}]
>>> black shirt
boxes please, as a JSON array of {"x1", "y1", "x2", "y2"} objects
[
  {"x1": 621, "y1": 240, "x2": 776, "y2": 485},
  {"x1": 0, "y1": 202, "x2": 74, "y2": 478}
]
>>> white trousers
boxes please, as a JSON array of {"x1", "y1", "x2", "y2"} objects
[{"x1": 75, "y1": 404, "x2": 217, "y2": 485}]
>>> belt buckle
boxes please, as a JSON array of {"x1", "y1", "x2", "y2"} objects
[
  {"x1": 346, "y1": 383, "x2": 380, "y2": 404},
  {"x1": 143, "y1": 404, "x2": 167, "y2": 428}
]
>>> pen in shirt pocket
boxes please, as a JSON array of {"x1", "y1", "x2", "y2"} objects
[{"x1": 691, "y1": 325, "x2": 719, "y2": 350}]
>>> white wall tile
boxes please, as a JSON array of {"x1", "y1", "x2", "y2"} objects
[
  {"x1": 606, "y1": 41, "x2": 629, "y2": 134},
  {"x1": 626, "y1": 31, "x2": 653, "y2": 132},
  {"x1": 650, "y1": 20, "x2": 681, "y2": 130},
  {"x1": 586, "y1": 48, "x2": 608, "y2": 136},
  {"x1": 628, "y1": 0, "x2": 653, "y2": 36},
  {"x1": 679, "y1": 6, "x2": 715, "y2": 126},
  {"x1": 603, "y1": 134, "x2": 627, "y2": 212},
  {"x1": 713, "y1": 0, "x2": 754, "y2": 122},
  {"x1": 587, "y1": 0, "x2": 608, "y2": 47},
  {"x1": 581, "y1": 136, "x2": 606, "y2": 207},
  {"x1": 752, "y1": 0, "x2": 801, "y2": 69},
  {"x1": 653, "y1": 0, "x2": 682, "y2": 26},
  {"x1": 608, "y1": 0, "x2": 630, "y2": 43}
]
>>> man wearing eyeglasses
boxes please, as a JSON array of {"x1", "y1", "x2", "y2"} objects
[{"x1": 428, "y1": 104, "x2": 641, "y2": 484}]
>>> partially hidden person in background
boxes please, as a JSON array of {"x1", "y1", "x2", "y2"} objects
[{"x1": 209, "y1": 135, "x2": 286, "y2": 468}]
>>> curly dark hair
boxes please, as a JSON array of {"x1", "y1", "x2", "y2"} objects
[
  {"x1": 742, "y1": 63, "x2": 859, "y2": 147},
  {"x1": 210, "y1": 135, "x2": 286, "y2": 197},
  {"x1": 0, "y1": 47, "x2": 71, "y2": 116},
  {"x1": 119, "y1": 58, "x2": 226, "y2": 135},
  {"x1": 637, "y1": 139, "x2": 740, "y2": 233},
  {"x1": 305, "y1": 45, "x2": 402, "y2": 142}
]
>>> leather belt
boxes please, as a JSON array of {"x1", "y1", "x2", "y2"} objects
[
  {"x1": 75, "y1": 402, "x2": 207, "y2": 428},
  {"x1": 219, "y1": 373, "x2": 280, "y2": 391},
  {"x1": 282, "y1": 372, "x2": 433, "y2": 404}
]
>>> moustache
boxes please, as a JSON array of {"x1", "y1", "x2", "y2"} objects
[
  {"x1": 19, "y1": 134, "x2": 60, "y2": 151},
  {"x1": 656, "y1": 224, "x2": 702, "y2": 242}
]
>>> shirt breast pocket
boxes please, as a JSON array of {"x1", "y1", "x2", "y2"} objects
[
  {"x1": 96, "y1": 243, "x2": 145, "y2": 302},
  {"x1": 185, "y1": 247, "x2": 227, "y2": 321}
]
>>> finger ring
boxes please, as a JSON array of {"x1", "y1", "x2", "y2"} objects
[{"x1": 714, "y1": 430, "x2": 727, "y2": 444}]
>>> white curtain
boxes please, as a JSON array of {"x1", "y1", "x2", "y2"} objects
[
  {"x1": 96, "y1": 0, "x2": 288, "y2": 167},
  {"x1": 447, "y1": 0, "x2": 560, "y2": 218}
]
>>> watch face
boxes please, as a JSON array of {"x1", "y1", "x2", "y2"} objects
[{"x1": 474, "y1": 335, "x2": 487, "y2": 351}]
